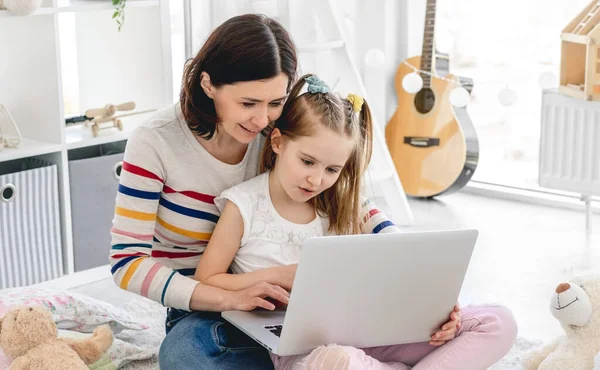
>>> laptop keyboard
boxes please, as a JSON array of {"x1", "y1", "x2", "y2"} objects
[{"x1": 264, "y1": 325, "x2": 283, "y2": 337}]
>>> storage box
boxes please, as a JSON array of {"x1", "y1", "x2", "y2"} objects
[
  {"x1": 68, "y1": 141, "x2": 125, "y2": 272},
  {"x1": 0, "y1": 158, "x2": 63, "y2": 288}
]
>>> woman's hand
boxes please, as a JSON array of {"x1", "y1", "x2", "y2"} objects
[
  {"x1": 225, "y1": 281, "x2": 290, "y2": 311},
  {"x1": 429, "y1": 304, "x2": 461, "y2": 346}
]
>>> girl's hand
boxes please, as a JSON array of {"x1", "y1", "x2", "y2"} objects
[
  {"x1": 429, "y1": 304, "x2": 461, "y2": 346},
  {"x1": 226, "y1": 282, "x2": 290, "y2": 311},
  {"x1": 269, "y1": 264, "x2": 297, "y2": 291}
]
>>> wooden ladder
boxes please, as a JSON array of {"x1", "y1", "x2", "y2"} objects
[
  {"x1": 574, "y1": 1, "x2": 600, "y2": 34},
  {"x1": 282, "y1": 0, "x2": 414, "y2": 225},
  {"x1": 196, "y1": 0, "x2": 415, "y2": 225}
]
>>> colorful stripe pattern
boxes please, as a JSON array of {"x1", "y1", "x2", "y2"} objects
[
  {"x1": 361, "y1": 199, "x2": 399, "y2": 234},
  {"x1": 110, "y1": 125, "x2": 398, "y2": 311},
  {"x1": 110, "y1": 158, "x2": 220, "y2": 310}
]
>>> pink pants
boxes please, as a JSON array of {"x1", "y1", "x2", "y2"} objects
[{"x1": 271, "y1": 305, "x2": 517, "y2": 370}]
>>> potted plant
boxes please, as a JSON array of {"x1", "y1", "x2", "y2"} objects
[{"x1": 112, "y1": 0, "x2": 126, "y2": 31}]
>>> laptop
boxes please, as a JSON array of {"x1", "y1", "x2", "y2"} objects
[{"x1": 222, "y1": 229, "x2": 478, "y2": 356}]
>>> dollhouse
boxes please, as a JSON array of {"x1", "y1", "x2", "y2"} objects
[{"x1": 560, "y1": 0, "x2": 600, "y2": 100}]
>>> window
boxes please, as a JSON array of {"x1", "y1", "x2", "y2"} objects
[{"x1": 408, "y1": 0, "x2": 591, "y2": 191}]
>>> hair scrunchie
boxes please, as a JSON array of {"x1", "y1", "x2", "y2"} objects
[
  {"x1": 346, "y1": 93, "x2": 364, "y2": 113},
  {"x1": 305, "y1": 75, "x2": 330, "y2": 94}
]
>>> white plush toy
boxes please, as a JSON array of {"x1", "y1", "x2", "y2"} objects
[
  {"x1": 0, "y1": 0, "x2": 42, "y2": 16},
  {"x1": 523, "y1": 273, "x2": 600, "y2": 370}
]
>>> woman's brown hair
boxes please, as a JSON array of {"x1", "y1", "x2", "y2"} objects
[
  {"x1": 260, "y1": 74, "x2": 374, "y2": 235},
  {"x1": 180, "y1": 14, "x2": 297, "y2": 140}
]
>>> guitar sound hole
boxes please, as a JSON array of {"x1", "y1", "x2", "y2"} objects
[{"x1": 414, "y1": 88, "x2": 435, "y2": 114}]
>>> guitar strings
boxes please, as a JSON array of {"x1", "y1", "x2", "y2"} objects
[{"x1": 401, "y1": 60, "x2": 464, "y2": 86}]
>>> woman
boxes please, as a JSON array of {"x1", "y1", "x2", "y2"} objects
[{"x1": 110, "y1": 14, "x2": 407, "y2": 370}]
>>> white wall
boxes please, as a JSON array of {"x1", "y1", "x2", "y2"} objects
[
  {"x1": 332, "y1": 0, "x2": 409, "y2": 123},
  {"x1": 180, "y1": 0, "x2": 409, "y2": 124}
]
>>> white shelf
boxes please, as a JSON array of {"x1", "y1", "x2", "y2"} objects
[
  {"x1": 54, "y1": 0, "x2": 158, "y2": 13},
  {"x1": 0, "y1": 0, "x2": 158, "y2": 17},
  {"x1": 64, "y1": 111, "x2": 153, "y2": 150},
  {"x1": 0, "y1": 137, "x2": 62, "y2": 162},
  {"x1": 65, "y1": 126, "x2": 130, "y2": 150},
  {"x1": 0, "y1": 0, "x2": 171, "y2": 283}
]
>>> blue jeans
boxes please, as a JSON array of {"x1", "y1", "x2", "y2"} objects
[{"x1": 158, "y1": 309, "x2": 274, "y2": 370}]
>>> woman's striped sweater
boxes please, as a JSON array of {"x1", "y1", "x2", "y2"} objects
[{"x1": 109, "y1": 104, "x2": 399, "y2": 311}]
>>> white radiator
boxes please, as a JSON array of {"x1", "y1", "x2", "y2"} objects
[{"x1": 539, "y1": 90, "x2": 600, "y2": 197}]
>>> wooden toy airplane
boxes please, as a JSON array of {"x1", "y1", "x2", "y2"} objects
[{"x1": 66, "y1": 102, "x2": 155, "y2": 137}]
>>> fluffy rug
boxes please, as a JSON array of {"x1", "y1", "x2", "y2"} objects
[{"x1": 489, "y1": 337, "x2": 542, "y2": 370}]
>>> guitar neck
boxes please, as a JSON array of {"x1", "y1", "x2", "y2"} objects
[{"x1": 419, "y1": 0, "x2": 437, "y2": 87}]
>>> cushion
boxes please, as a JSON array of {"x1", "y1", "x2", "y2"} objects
[
  {"x1": 0, "y1": 288, "x2": 156, "y2": 369},
  {"x1": 0, "y1": 287, "x2": 149, "y2": 333}
]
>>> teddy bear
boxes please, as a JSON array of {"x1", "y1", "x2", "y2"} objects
[
  {"x1": 523, "y1": 273, "x2": 600, "y2": 370},
  {"x1": 0, "y1": 306, "x2": 113, "y2": 370},
  {"x1": 0, "y1": 0, "x2": 42, "y2": 16}
]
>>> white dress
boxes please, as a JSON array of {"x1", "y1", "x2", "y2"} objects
[{"x1": 214, "y1": 172, "x2": 330, "y2": 274}]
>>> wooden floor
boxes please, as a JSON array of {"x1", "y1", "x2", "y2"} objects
[{"x1": 400, "y1": 192, "x2": 600, "y2": 342}]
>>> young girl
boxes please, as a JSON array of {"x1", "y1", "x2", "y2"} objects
[{"x1": 196, "y1": 74, "x2": 517, "y2": 370}]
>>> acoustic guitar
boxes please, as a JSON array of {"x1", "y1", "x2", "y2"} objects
[{"x1": 385, "y1": 0, "x2": 479, "y2": 198}]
